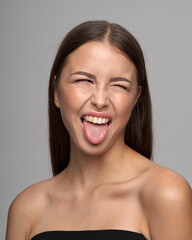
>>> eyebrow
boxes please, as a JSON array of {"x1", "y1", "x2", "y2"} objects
[
  {"x1": 70, "y1": 71, "x2": 96, "y2": 80},
  {"x1": 109, "y1": 77, "x2": 132, "y2": 84},
  {"x1": 70, "y1": 71, "x2": 132, "y2": 84}
]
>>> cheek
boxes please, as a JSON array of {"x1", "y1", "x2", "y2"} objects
[
  {"x1": 112, "y1": 95, "x2": 137, "y2": 130},
  {"x1": 59, "y1": 87, "x2": 86, "y2": 112},
  {"x1": 113, "y1": 94, "x2": 137, "y2": 117},
  {"x1": 119, "y1": 104, "x2": 134, "y2": 125},
  {"x1": 58, "y1": 86, "x2": 91, "y2": 129}
]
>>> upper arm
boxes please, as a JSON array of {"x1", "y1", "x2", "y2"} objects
[
  {"x1": 6, "y1": 195, "x2": 30, "y2": 240},
  {"x1": 144, "y1": 169, "x2": 192, "y2": 240},
  {"x1": 6, "y1": 182, "x2": 47, "y2": 240}
]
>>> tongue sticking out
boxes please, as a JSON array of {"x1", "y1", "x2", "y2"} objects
[{"x1": 83, "y1": 120, "x2": 109, "y2": 144}]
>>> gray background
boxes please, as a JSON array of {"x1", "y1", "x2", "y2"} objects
[{"x1": 1, "y1": 0, "x2": 192, "y2": 238}]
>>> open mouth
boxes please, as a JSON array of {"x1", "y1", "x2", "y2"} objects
[
  {"x1": 81, "y1": 115, "x2": 112, "y2": 144},
  {"x1": 81, "y1": 116, "x2": 111, "y2": 126}
]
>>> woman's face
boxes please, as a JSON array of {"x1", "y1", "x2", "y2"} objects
[{"x1": 54, "y1": 41, "x2": 140, "y2": 155}]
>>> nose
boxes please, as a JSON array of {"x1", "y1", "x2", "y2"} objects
[{"x1": 91, "y1": 87, "x2": 109, "y2": 110}]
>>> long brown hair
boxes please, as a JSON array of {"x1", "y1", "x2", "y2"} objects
[{"x1": 49, "y1": 20, "x2": 153, "y2": 176}]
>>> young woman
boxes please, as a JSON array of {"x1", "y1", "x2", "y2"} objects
[{"x1": 6, "y1": 21, "x2": 192, "y2": 240}]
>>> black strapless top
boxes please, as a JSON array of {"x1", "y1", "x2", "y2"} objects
[{"x1": 31, "y1": 229, "x2": 147, "y2": 240}]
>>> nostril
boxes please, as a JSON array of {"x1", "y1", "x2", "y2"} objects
[{"x1": 90, "y1": 91, "x2": 109, "y2": 108}]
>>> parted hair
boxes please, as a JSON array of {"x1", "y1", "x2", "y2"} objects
[{"x1": 48, "y1": 20, "x2": 153, "y2": 176}]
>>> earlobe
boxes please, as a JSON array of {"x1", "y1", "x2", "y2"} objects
[
  {"x1": 134, "y1": 85, "x2": 142, "y2": 106},
  {"x1": 54, "y1": 89, "x2": 60, "y2": 108}
]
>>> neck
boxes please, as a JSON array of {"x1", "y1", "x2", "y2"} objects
[{"x1": 61, "y1": 139, "x2": 133, "y2": 191}]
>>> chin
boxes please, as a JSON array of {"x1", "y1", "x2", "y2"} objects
[{"x1": 74, "y1": 136, "x2": 120, "y2": 157}]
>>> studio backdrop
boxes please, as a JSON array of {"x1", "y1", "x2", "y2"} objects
[{"x1": 1, "y1": 0, "x2": 192, "y2": 239}]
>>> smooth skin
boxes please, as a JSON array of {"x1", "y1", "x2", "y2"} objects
[{"x1": 6, "y1": 42, "x2": 192, "y2": 240}]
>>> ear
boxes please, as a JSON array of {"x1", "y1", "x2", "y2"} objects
[
  {"x1": 134, "y1": 85, "x2": 142, "y2": 106},
  {"x1": 54, "y1": 87, "x2": 60, "y2": 108}
]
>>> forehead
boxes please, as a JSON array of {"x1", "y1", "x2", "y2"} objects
[{"x1": 62, "y1": 41, "x2": 137, "y2": 79}]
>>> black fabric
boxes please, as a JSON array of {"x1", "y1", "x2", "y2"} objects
[{"x1": 31, "y1": 229, "x2": 147, "y2": 240}]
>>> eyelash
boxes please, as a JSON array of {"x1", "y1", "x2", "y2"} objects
[
  {"x1": 112, "y1": 84, "x2": 128, "y2": 90},
  {"x1": 75, "y1": 80, "x2": 128, "y2": 90},
  {"x1": 75, "y1": 79, "x2": 93, "y2": 83}
]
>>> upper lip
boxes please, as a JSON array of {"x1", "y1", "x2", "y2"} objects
[{"x1": 81, "y1": 112, "x2": 112, "y2": 120}]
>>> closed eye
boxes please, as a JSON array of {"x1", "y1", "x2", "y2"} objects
[
  {"x1": 75, "y1": 79, "x2": 93, "y2": 84},
  {"x1": 112, "y1": 84, "x2": 128, "y2": 90}
]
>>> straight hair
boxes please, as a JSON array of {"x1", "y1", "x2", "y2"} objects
[{"x1": 48, "y1": 20, "x2": 153, "y2": 176}]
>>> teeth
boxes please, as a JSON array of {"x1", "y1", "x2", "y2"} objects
[
  {"x1": 98, "y1": 118, "x2": 102, "y2": 124},
  {"x1": 93, "y1": 117, "x2": 97, "y2": 123},
  {"x1": 83, "y1": 116, "x2": 110, "y2": 124}
]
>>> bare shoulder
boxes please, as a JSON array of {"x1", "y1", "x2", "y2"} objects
[
  {"x1": 141, "y1": 165, "x2": 192, "y2": 202},
  {"x1": 6, "y1": 177, "x2": 54, "y2": 240},
  {"x1": 141, "y1": 165, "x2": 192, "y2": 239}
]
